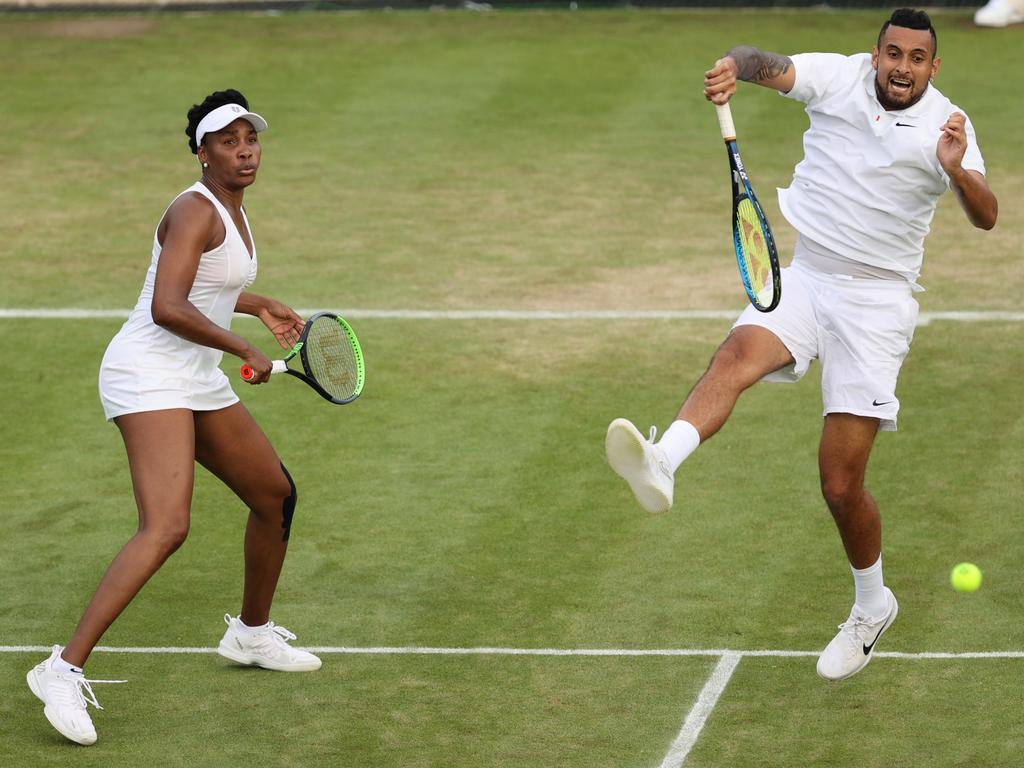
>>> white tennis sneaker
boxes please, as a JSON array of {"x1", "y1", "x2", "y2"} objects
[
  {"x1": 26, "y1": 646, "x2": 124, "y2": 745},
  {"x1": 817, "y1": 588, "x2": 898, "y2": 681},
  {"x1": 974, "y1": 0, "x2": 1024, "y2": 26},
  {"x1": 217, "y1": 614, "x2": 322, "y2": 672},
  {"x1": 605, "y1": 418, "x2": 674, "y2": 514}
]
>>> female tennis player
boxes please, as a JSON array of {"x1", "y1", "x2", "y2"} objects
[{"x1": 26, "y1": 89, "x2": 321, "y2": 746}]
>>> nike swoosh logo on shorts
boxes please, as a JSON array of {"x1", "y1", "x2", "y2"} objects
[
  {"x1": 872, "y1": 399, "x2": 895, "y2": 407},
  {"x1": 895, "y1": 122, "x2": 915, "y2": 127}
]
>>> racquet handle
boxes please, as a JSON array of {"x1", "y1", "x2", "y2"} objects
[
  {"x1": 715, "y1": 102, "x2": 736, "y2": 141},
  {"x1": 240, "y1": 360, "x2": 288, "y2": 381}
]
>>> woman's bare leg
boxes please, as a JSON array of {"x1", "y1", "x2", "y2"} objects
[
  {"x1": 194, "y1": 403, "x2": 294, "y2": 627},
  {"x1": 62, "y1": 409, "x2": 195, "y2": 668}
]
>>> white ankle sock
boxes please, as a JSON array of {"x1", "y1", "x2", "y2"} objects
[
  {"x1": 51, "y1": 655, "x2": 83, "y2": 676},
  {"x1": 851, "y1": 556, "x2": 887, "y2": 618},
  {"x1": 656, "y1": 420, "x2": 701, "y2": 473},
  {"x1": 237, "y1": 618, "x2": 270, "y2": 634}
]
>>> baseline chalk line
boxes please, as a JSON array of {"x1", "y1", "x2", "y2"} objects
[
  {"x1": 2, "y1": 645, "x2": 1022, "y2": 657},
  {"x1": 1, "y1": 308, "x2": 1023, "y2": 323}
]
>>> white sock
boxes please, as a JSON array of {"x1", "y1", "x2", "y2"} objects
[
  {"x1": 236, "y1": 618, "x2": 270, "y2": 634},
  {"x1": 851, "y1": 556, "x2": 887, "y2": 618},
  {"x1": 51, "y1": 655, "x2": 83, "y2": 676},
  {"x1": 656, "y1": 420, "x2": 701, "y2": 473}
]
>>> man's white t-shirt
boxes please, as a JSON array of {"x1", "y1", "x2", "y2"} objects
[{"x1": 777, "y1": 52, "x2": 986, "y2": 283}]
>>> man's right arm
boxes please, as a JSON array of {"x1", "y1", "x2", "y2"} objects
[{"x1": 704, "y1": 46, "x2": 796, "y2": 104}]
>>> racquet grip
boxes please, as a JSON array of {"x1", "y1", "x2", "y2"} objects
[
  {"x1": 715, "y1": 102, "x2": 736, "y2": 141},
  {"x1": 240, "y1": 360, "x2": 288, "y2": 381}
]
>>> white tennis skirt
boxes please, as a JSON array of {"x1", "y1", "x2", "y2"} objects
[{"x1": 98, "y1": 347, "x2": 239, "y2": 421}]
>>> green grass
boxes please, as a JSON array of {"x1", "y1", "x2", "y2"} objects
[
  {"x1": 691, "y1": 657, "x2": 1024, "y2": 768},
  {"x1": 1, "y1": 8, "x2": 1022, "y2": 768},
  {"x1": 2, "y1": 317, "x2": 1022, "y2": 766},
  {"x1": 1, "y1": 9, "x2": 1021, "y2": 311},
  {"x1": 1, "y1": 651, "x2": 717, "y2": 768}
]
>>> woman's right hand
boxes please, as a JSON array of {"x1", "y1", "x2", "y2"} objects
[{"x1": 240, "y1": 346, "x2": 273, "y2": 384}]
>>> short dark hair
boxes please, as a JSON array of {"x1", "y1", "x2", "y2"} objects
[
  {"x1": 878, "y1": 9, "x2": 937, "y2": 57},
  {"x1": 185, "y1": 88, "x2": 250, "y2": 155}
]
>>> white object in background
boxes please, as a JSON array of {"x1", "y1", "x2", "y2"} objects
[{"x1": 974, "y1": 0, "x2": 1024, "y2": 27}]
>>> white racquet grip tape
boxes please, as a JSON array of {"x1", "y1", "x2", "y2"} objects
[
  {"x1": 271, "y1": 359, "x2": 288, "y2": 374},
  {"x1": 715, "y1": 102, "x2": 736, "y2": 141}
]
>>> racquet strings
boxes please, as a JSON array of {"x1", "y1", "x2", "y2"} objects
[
  {"x1": 304, "y1": 316, "x2": 360, "y2": 400},
  {"x1": 734, "y1": 197, "x2": 774, "y2": 306}
]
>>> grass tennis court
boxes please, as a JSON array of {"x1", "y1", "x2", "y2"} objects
[{"x1": 2, "y1": 8, "x2": 1022, "y2": 767}]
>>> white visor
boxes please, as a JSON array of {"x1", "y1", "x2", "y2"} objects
[{"x1": 195, "y1": 103, "x2": 268, "y2": 147}]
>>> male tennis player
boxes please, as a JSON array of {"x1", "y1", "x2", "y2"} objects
[{"x1": 606, "y1": 9, "x2": 997, "y2": 681}]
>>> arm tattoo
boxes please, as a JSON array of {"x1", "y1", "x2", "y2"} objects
[{"x1": 726, "y1": 46, "x2": 793, "y2": 83}]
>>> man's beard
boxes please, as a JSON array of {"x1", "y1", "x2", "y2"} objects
[{"x1": 874, "y1": 76, "x2": 928, "y2": 111}]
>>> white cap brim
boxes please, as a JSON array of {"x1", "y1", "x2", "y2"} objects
[{"x1": 195, "y1": 103, "x2": 268, "y2": 147}]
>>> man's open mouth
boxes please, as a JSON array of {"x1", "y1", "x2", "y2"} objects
[{"x1": 889, "y1": 76, "x2": 913, "y2": 93}]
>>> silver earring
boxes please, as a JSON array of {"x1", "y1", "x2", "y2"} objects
[{"x1": 202, "y1": 162, "x2": 208, "y2": 168}]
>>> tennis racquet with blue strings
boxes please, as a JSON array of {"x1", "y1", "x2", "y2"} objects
[{"x1": 715, "y1": 102, "x2": 781, "y2": 312}]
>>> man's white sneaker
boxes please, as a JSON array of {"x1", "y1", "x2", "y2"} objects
[
  {"x1": 816, "y1": 588, "x2": 898, "y2": 681},
  {"x1": 605, "y1": 418, "x2": 674, "y2": 514},
  {"x1": 26, "y1": 646, "x2": 124, "y2": 745},
  {"x1": 974, "y1": 0, "x2": 1024, "y2": 27},
  {"x1": 217, "y1": 614, "x2": 322, "y2": 672}
]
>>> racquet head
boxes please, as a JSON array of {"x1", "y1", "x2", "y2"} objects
[
  {"x1": 298, "y1": 312, "x2": 365, "y2": 404},
  {"x1": 733, "y1": 193, "x2": 780, "y2": 312}
]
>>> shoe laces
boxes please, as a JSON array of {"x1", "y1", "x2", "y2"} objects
[
  {"x1": 835, "y1": 613, "x2": 877, "y2": 645},
  {"x1": 54, "y1": 674, "x2": 127, "y2": 711},
  {"x1": 267, "y1": 623, "x2": 298, "y2": 646},
  {"x1": 226, "y1": 614, "x2": 300, "y2": 649},
  {"x1": 246, "y1": 623, "x2": 304, "y2": 660},
  {"x1": 645, "y1": 426, "x2": 674, "y2": 479}
]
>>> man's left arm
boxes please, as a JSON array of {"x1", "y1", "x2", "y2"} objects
[{"x1": 938, "y1": 112, "x2": 998, "y2": 230}]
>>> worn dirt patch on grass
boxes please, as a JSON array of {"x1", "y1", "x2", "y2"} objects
[{"x1": 38, "y1": 18, "x2": 156, "y2": 39}]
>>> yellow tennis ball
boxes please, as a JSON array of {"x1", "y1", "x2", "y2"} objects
[{"x1": 951, "y1": 562, "x2": 982, "y2": 592}]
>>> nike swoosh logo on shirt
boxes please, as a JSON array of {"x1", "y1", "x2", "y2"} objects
[{"x1": 895, "y1": 122, "x2": 916, "y2": 127}]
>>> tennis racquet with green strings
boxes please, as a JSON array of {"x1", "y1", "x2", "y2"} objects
[
  {"x1": 715, "y1": 102, "x2": 781, "y2": 312},
  {"x1": 241, "y1": 311, "x2": 365, "y2": 405}
]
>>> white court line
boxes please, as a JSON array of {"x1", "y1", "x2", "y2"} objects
[
  {"x1": 1, "y1": 308, "x2": 1023, "y2": 323},
  {"x1": 0, "y1": 308, "x2": 734, "y2": 320},
  {"x1": 2, "y1": 645, "x2": 1023, "y2": 657},
  {"x1": 5, "y1": 645, "x2": 1018, "y2": 767},
  {"x1": 659, "y1": 652, "x2": 742, "y2": 768},
  {"x1": 5, "y1": 644, "x2": 1018, "y2": 766}
]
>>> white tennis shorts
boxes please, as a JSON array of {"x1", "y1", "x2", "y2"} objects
[{"x1": 733, "y1": 262, "x2": 919, "y2": 432}]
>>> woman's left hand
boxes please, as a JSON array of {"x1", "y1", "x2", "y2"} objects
[{"x1": 258, "y1": 299, "x2": 304, "y2": 349}]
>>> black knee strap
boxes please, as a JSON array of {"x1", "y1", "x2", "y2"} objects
[{"x1": 280, "y1": 462, "x2": 297, "y2": 542}]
